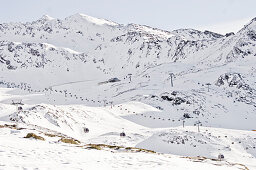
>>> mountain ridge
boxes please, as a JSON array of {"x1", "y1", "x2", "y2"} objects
[{"x1": 0, "y1": 13, "x2": 256, "y2": 130}]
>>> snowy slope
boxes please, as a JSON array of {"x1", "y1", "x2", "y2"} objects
[
  {"x1": 0, "y1": 14, "x2": 256, "y2": 169},
  {"x1": 1, "y1": 122, "x2": 247, "y2": 170},
  {"x1": 0, "y1": 87, "x2": 255, "y2": 169}
]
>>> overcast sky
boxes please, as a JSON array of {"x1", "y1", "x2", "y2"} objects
[{"x1": 1, "y1": 0, "x2": 256, "y2": 34}]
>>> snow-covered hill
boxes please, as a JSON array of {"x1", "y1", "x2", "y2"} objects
[
  {"x1": 0, "y1": 14, "x2": 256, "y2": 169},
  {"x1": 2, "y1": 121, "x2": 248, "y2": 170}
]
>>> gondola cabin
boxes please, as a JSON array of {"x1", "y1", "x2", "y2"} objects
[
  {"x1": 84, "y1": 127, "x2": 89, "y2": 133},
  {"x1": 218, "y1": 154, "x2": 224, "y2": 161},
  {"x1": 17, "y1": 106, "x2": 23, "y2": 112},
  {"x1": 120, "y1": 132, "x2": 126, "y2": 137}
]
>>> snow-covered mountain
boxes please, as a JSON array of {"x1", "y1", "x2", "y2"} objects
[{"x1": 0, "y1": 14, "x2": 256, "y2": 169}]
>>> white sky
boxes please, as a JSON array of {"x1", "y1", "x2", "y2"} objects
[
  {"x1": 197, "y1": 17, "x2": 253, "y2": 34},
  {"x1": 0, "y1": 0, "x2": 256, "y2": 34}
]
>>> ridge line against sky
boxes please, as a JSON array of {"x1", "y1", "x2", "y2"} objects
[{"x1": 1, "y1": 0, "x2": 256, "y2": 34}]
